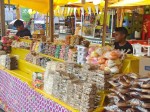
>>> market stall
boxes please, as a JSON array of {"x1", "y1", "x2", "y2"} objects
[
  {"x1": 0, "y1": 34, "x2": 141, "y2": 112},
  {"x1": 0, "y1": 0, "x2": 150, "y2": 112}
]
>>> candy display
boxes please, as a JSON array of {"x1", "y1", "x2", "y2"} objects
[
  {"x1": 1, "y1": 36, "x2": 19, "y2": 53},
  {"x1": 68, "y1": 48, "x2": 77, "y2": 62},
  {"x1": 65, "y1": 35, "x2": 84, "y2": 46},
  {"x1": 44, "y1": 61, "x2": 105, "y2": 112},
  {"x1": 77, "y1": 45, "x2": 88, "y2": 65},
  {"x1": 1, "y1": 2, "x2": 150, "y2": 112},
  {"x1": 0, "y1": 55, "x2": 18, "y2": 70},
  {"x1": 11, "y1": 40, "x2": 31, "y2": 49},
  {"x1": 32, "y1": 72, "x2": 44, "y2": 89},
  {"x1": 25, "y1": 52, "x2": 51, "y2": 68},
  {"x1": 86, "y1": 46, "x2": 125, "y2": 74},
  {"x1": 0, "y1": 42, "x2": 6, "y2": 55},
  {"x1": 105, "y1": 73, "x2": 150, "y2": 112}
]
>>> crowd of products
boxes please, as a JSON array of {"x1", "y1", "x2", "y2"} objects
[
  {"x1": 0, "y1": 34, "x2": 149, "y2": 112},
  {"x1": 39, "y1": 62, "x2": 105, "y2": 112},
  {"x1": 105, "y1": 73, "x2": 150, "y2": 112}
]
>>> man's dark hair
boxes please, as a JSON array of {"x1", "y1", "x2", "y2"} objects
[
  {"x1": 14, "y1": 20, "x2": 24, "y2": 27},
  {"x1": 115, "y1": 27, "x2": 128, "y2": 37}
]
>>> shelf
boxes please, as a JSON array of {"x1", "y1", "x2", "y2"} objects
[
  {"x1": 11, "y1": 47, "x2": 65, "y2": 63},
  {"x1": 20, "y1": 39, "x2": 32, "y2": 43},
  {"x1": 39, "y1": 53, "x2": 65, "y2": 62},
  {"x1": 84, "y1": 36, "x2": 111, "y2": 41}
]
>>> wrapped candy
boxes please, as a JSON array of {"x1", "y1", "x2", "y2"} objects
[
  {"x1": 32, "y1": 72, "x2": 44, "y2": 89},
  {"x1": 86, "y1": 46, "x2": 124, "y2": 74},
  {"x1": 0, "y1": 55, "x2": 18, "y2": 70},
  {"x1": 105, "y1": 74, "x2": 150, "y2": 112},
  {"x1": 43, "y1": 61, "x2": 104, "y2": 111}
]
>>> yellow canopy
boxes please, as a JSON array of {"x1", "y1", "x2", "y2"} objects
[
  {"x1": 110, "y1": 0, "x2": 150, "y2": 7},
  {"x1": 4, "y1": 0, "x2": 78, "y2": 14}
]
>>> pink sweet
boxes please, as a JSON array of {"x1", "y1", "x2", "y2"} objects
[{"x1": 88, "y1": 47, "x2": 95, "y2": 54}]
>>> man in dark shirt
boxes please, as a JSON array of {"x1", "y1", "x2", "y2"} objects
[
  {"x1": 14, "y1": 20, "x2": 31, "y2": 38},
  {"x1": 114, "y1": 27, "x2": 133, "y2": 54}
]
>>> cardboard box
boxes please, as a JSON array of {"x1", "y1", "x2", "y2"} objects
[{"x1": 139, "y1": 57, "x2": 150, "y2": 77}]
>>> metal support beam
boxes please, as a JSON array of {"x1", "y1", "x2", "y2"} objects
[
  {"x1": 49, "y1": 0, "x2": 54, "y2": 42},
  {"x1": 102, "y1": 0, "x2": 108, "y2": 46},
  {"x1": 0, "y1": 0, "x2": 6, "y2": 36}
]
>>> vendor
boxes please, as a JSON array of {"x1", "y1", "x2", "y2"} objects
[
  {"x1": 13, "y1": 19, "x2": 31, "y2": 38},
  {"x1": 114, "y1": 27, "x2": 133, "y2": 54}
]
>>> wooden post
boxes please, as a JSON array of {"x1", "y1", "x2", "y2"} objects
[
  {"x1": 102, "y1": 0, "x2": 108, "y2": 46},
  {"x1": 0, "y1": 0, "x2": 5, "y2": 36},
  {"x1": 120, "y1": 8, "x2": 124, "y2": 27},
  {"x1": 49, "y1": 0, "x2": 54, "y2": 42},
  {"x1": 46, "y1": 13, "x2": 48, "y2": 36},
  {"x1": 16, "y1": 5, "x2": 20, "y2": 19}
]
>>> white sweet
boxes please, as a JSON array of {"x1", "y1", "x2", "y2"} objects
[{"x1": 110, "y1": 66, "x2": 120, "y2": 74}]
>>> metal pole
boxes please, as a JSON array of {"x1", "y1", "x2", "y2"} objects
[
  {"x1": 0, "y1": 0, "x2": 6, "y2": 36},
  {"x1": 102, "y1": 0, "x2": 108, "y2": 46},
  {"x1": 49, "y1": 0, "x2": 54, "y2": 42}
]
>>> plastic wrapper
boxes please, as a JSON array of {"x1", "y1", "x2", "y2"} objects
[
  {"x1": 130, "y1": 88, "x2": 150, "y2": 93},
  {"x1": 44, "y1": 61, "x2": 103, "y2": 111},
  {"x1": 6, "y1": 55, "x2": 18, "y2": 70},
  {"x1": 0, "y1": 55, "x2": 18, "y2": 70},
  {"x1": 0, "y1": 50, "x2": 6, "y2": 55},
  {"x1": 105, "y1": 73, "x2": 150, "y2": 112},
  {"x1": 105, "y1": 105, "x2": 124, "y2": 112},
  {"x1": 32, "y1": 72, "x2": 44, "y2": 89},
  {"x1": 135, "y1": 106, "x2": 149, "y2": 112}
]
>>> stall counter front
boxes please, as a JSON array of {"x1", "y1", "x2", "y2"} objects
[
  {"x1": 121, "y1": 55, "x2": 139, "y2": 74},
  {"x1": 0, "y1": 66, "x2": 79, "y2": 112}
]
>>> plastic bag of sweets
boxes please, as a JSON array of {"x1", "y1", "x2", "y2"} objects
[{"x1": 32, "y1": 72, "x2": 44, "y2": 89}]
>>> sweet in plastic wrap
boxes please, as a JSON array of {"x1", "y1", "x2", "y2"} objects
[
  {"x1": 32, "y1": 72, "x2": 44, "y2": 89},
  {"x1": 86, "y1": 46, "x2": 125, "y2": 74},
  {"x1": 44, "y1": 61, "x2": 105, "y2": 111},
  {"x1": 105, "y1": 73, "x2": 150, "y2": 112}
]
